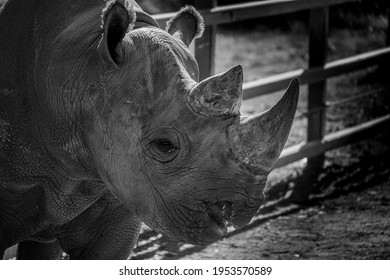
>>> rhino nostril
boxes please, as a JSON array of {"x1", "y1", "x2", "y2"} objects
[{"x1": 215, "y1": 200, "x2": 232, "y2": 208}]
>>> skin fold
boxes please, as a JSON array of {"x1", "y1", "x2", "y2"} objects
[{"x1": 0, "y1": 0, "x2": 299, "y2": 259}]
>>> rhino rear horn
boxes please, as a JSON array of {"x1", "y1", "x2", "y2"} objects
[
  {"x1": 187, "y1": 65, "x2": 243, "y2": 118},
  {"x1": 166, "y1": 6, "x2": 205, "y2": 47},
  {"x1": 99, "y1": 0, "x2": 136, "y2": 66}
]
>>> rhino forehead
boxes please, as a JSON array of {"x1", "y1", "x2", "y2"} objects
[
  {"x1": 123, "y1": 28, "x2": 199, "y2": 81},
  {"x1": 102, "y1": 27, "x2": 199, "y2": 121}
]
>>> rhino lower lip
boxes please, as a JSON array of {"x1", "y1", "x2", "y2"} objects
[
  {"x1": 206, "y1": 200, "x2": 256, "y2": 230},
  {"x1": 207, "y1": 201, "x2": 235, "y2": 228},
  {"x1": 208, "y1": 212, "x2": 228, "y2": 227},
  {"x1": 206, "y1": 212, "x2": 229, "y2": 241}
]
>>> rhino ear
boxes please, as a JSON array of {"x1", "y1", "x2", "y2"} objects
[
  {"x1": 98, "y1": 0, "x2": 136, "y2": 66},
  {"x1": 166, "y1": 6, "x2": 204, "y2": 47}
]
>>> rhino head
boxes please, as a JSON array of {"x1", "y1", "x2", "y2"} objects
[{"x1": 82, "y1": 1, "x2": 299, "y2": 245}]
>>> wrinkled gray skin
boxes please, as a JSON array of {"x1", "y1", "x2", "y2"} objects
[{"x1": 0, "y1": 0, "x2": 299, "y2": 259}]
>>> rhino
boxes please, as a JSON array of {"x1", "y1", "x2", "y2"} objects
[{"x1": 0, "y1": 0, "x2": 299, "y2": 259}]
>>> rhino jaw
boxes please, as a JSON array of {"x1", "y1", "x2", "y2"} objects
[{"x1": 228, "y1": 78, "x2": 300, "y2": 173}]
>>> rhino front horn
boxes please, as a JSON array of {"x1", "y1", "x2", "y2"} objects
[
  {"x1": 187, "y1": 65, "x2": 243, "y2": 118},
  {"x1": 228, "y1": 78, "x2": 300, "y2": 173}
]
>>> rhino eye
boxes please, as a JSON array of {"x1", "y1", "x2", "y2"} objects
[
  {"x1": 144, "y1": 128, "x2": 183, "y2": 164},
  {"x1": 152, "y1": 138, "x2": 178, "y2": 154}
]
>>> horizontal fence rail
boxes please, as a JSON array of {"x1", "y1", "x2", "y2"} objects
[
  {"x1": 243, "y1": 47, "x2": 390, "y2": 99},
  {"x1": 154, "y1": 0, "x2": 361, "y2": 28},
  {"x1": 274, "y1": 115, "x2": 390, "y2": 168}
]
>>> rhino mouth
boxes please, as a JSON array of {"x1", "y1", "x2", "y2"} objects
[
  {"x1": 202, "y1": 200, "x2": 246, "y2": 242},
  {"x1": 208, "y1": 201, "x2": 234, "y2": 228},
  {"x1": 198, "y1": 198, "x2": 260, "y2": 244}
]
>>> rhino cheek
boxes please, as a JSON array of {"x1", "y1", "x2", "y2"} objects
[{"x1": 86, "y1": 112, "x2": 157, "y2": 216}]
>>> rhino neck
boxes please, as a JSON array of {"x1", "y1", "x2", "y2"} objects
[{"x1": 0, "y1": 1, "x2": 117, "y2": 181}]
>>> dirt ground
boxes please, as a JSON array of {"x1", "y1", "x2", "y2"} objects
[{"x1": 131, "y1": 139, "x2": 390, "y2": 260}]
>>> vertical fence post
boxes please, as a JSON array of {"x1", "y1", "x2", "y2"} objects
[
  {"x1": 290, "y1": 7, "x2": 329, "y2": 202},
  {"x1": 308, "y1": 7, "x2": 328, "y2": 143},
  {"x1": 194, "y1": 0, "x2": 218, "y2": 80},
  {"x1": 377, "y1": 6, "x2": 390, "y2": 79},
  {"x1": 386, "y1": 6, "x2": 390, "y2": 46}
]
